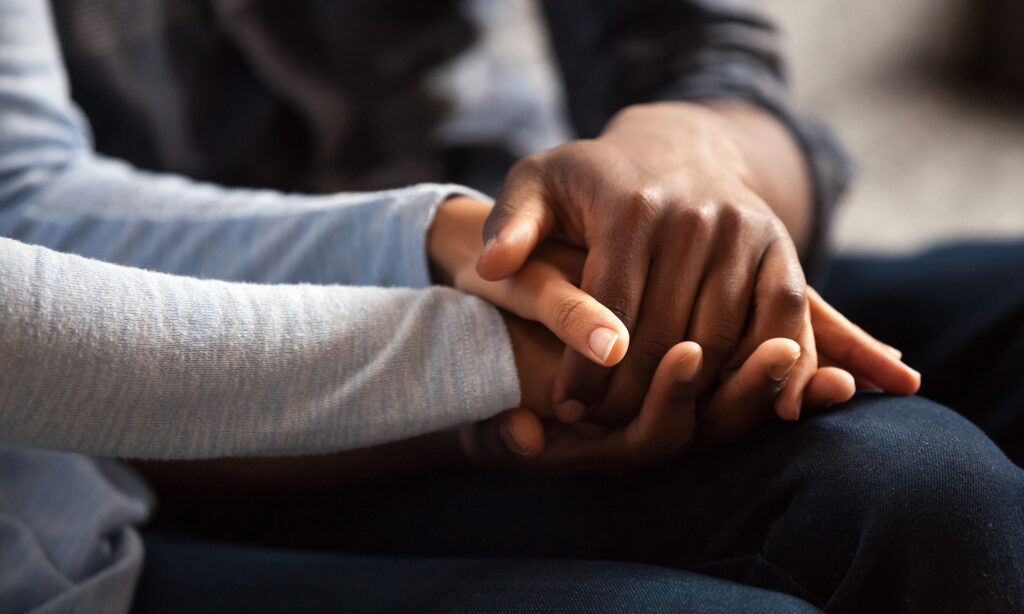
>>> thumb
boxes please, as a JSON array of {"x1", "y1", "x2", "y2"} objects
[
  {"x1": 477, "y1": 172, "x2": 556, "y2": 281},
  {"x1": 700, "y1": 338, "x2": 801, "y2": 445},
  {"x1": 508, "y1": 260, "x2": 630, "y2": 367},
  {"x1": 459, "y1": 408, "x2": 545, "y2": 465}
]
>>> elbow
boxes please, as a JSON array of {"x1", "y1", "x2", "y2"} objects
[
  {"x1": 0, "y1": 94, "x2": 93, "y2": 212},
  {"x1": 0, "y1": 135, "x2": 90, "y2": 219}
]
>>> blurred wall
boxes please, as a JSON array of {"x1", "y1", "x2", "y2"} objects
[{"x1": 764, "y1": 0, "x2": 1024, "y2": 254}]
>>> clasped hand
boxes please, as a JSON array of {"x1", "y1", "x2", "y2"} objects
[{"x1": 428, "y1": 102, "x2": 919, "y2": 474}]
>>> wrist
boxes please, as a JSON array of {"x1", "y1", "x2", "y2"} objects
[
  {"x1": 703, "y1": 100, "x2": 814, "y2": 251},
  {"x1": 427, "y1": 195, "x2": 493, "y2": 286},
  {"x1": 499, "y1": 310, "x2": 560, "y2": 416},
  {"x1": 603, "y1": 101, "x2": 754, "y2": 183}
]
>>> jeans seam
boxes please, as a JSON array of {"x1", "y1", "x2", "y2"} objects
[
  {"x1": 754, "y1": 551, "x2": 821, "y2": 606},
  {"x1": 690, "y1": 551, "x2": 820, "y2": 605}
]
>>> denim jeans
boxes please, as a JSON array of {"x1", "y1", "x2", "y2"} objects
[{"x1": 133, "y1": 241, "x2": 1024, "y2": 613}]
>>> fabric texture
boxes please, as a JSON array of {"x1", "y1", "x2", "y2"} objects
[
  {"x1": 134, "y1": 242, "x2": 1024, "y2": 613},
  {"x1": 0, "y1": 2, "x2": 517, "y2": 610},
  {"x1": 136, "y1": 396, "x2": 1024, "y2": 613},
  {"x1": 2, "y1": 0, "x2": 983, "y2": 613},
  {"x1": 132, "y1": 537, "x2": 823, "y2": 614},
  {"x1": 0, "y1": 0, "x2": 520, "y2": 459},
  {"x1": 0, "y1": 447, "x2": 151, "y2": 614}
]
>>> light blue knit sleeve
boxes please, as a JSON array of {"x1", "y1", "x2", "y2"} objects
[
  {"x1": 0, "y1": 0, "x2": 521, "y2": 458},
  {"x1": 0, "y1": 0, "x2": 486, "y2": 288},
  {"x1": 0, "y1": 237, "x2": 520, "y2": 458}
]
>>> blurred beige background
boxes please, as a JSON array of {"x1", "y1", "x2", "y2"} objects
[{"x1": 765, "y1": 0, "x2": 1024, "y2": 254}]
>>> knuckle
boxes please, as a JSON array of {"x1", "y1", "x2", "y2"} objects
[
  {"x1": 677, "y1": 204, "x2": 716, "y2": 238},
  {"x1": 721, "y1": 200, "x2": 766, "y2": 238},
  {"x1": 702, "y1": 328, "x2": 741, "y2": 358},
  {"x1": 766, "y1": 215, "x2": 790, "y2": 238},
  {"x1": 629, "y1": 334, "x2": 676, "y2": 377},
  {"x1": 595, "y1": 287, "x2": 637, "y2": 329},
  {"x1": 624, "y1": 189, "x2": 664, "y2": 226},
  {"x1": 767, "y1": 282, "x2": 808, "y2": 316},
  {"x1": 717, "y1": 201, "x2": 744, "y2": 230},
  {"x1": 550, "y1": 294, "x2": 588, "y2": 334}
]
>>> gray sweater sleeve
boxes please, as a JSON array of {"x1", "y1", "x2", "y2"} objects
[
  {"x1": 0, "y1": 0, "x2": 521, "y2": 458},
  {"x1": 0, "y1": 238, "x2": 519, "y2": 458}
]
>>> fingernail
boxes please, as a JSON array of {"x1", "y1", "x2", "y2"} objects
[
  {"x1": 482, "y1": 236, "x2": 498, "y2": 255},
  {"x1": 673, "y1": 349, "x2": 702, "y2": 382},
  {"x1": 768, "y1": 352, "x2": 800, "y2": 381},
  {"x1": 556, "y1": 400, "x2": 587, "y2": 423},
  {"x1": 499, "y1": 419, "x2": 530, "y2": 456},
  {"x1": 588, "y1": 327, "x2": 619, "y2": 363},
  {"x1": 883, "y1": 344, "x2": 902, "y2": 359}
]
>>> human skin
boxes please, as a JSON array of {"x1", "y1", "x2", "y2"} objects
[
  {"x1": 141, "y1": 101, "x2": 918, "y2": 481},
  {"x1": 134, "y1": 194, "x2": 916, "y2": 488},
  {"x1": 474, "y1": 101, "x2": 834, "y2": 431},
  {"x1": 430, "y1": 195, "x2": 917, "y2": 468}
]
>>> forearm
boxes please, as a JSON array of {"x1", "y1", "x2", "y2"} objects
[
  {"x1": 0, "y1": 155, "x2": 477, "y2": 287},
  {"x1": 0, "y1": 0, "x2": 489, "y2": 287},
  {"x1": 0, "y1": 237, "x2": 519, "y2": 459}
]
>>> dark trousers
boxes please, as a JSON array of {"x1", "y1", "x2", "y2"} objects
[{"x1": 134, "y1": 241, "x2": 1024, "y2": 613}]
